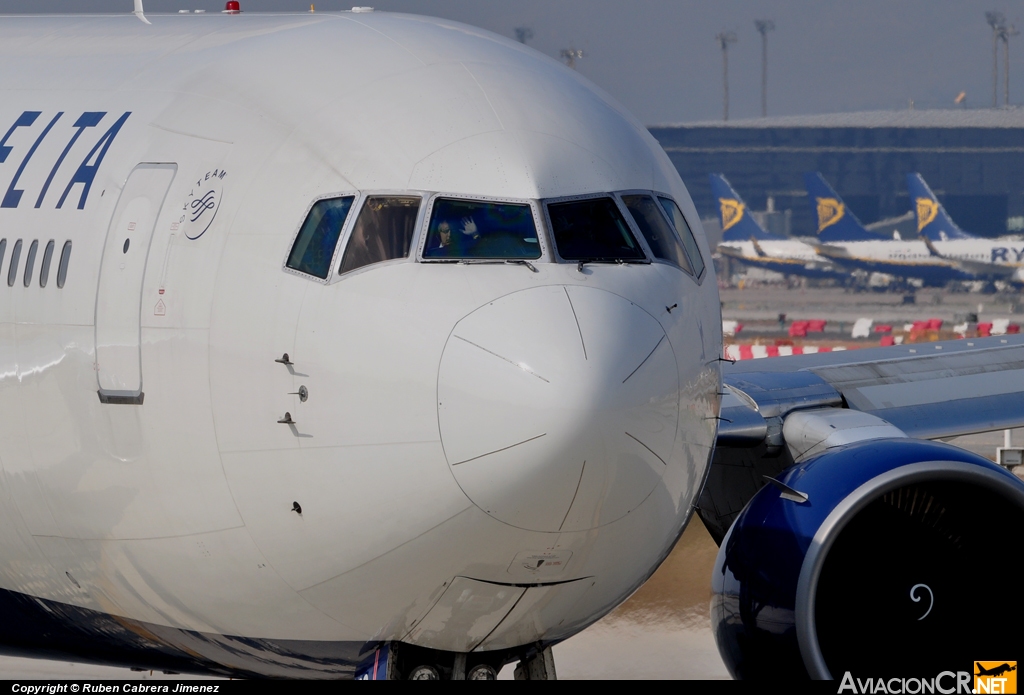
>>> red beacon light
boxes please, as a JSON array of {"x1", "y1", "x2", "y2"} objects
[{"x1": 224, "y1": 1, "x2": 241, "y2": 13}]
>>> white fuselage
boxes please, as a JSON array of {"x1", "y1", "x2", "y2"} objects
[
  {"x1": 931, "y1": 238, "x2": 1024, "y2": 266},
  {"x1": 828, "y1": 239, "x2": 937, "y2": 262},
  {"x1": 816, "y1": 239, "x2": 974, "y2": 285},
  {"x1": 0, "y1": 11, "x2": 721, "y2": 677}
]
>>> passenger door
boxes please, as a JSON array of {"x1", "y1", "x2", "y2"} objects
[{"x1": 96, "y1": 163, "x2": 176, "y2": 404}]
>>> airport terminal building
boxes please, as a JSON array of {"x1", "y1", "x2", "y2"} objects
[{"x1": 649, "y1": 109, "x2": 1024, "y2": 241}]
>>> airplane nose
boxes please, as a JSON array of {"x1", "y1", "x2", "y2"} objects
[{"x1": 438, "y1": 285, "x2": 679, "y2": 532}]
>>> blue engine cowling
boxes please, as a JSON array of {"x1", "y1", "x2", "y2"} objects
[{"x1": 712, "y1": 438, "x2": 1024, "y2": 680}]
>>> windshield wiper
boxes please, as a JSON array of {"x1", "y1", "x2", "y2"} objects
[
  {"x1": 576, "y1": 258, "x2": 650, "y2": 272},
  {"x1": 455, "y1": 258, "x2": 539, "y2": 273},
  {"x1": 506, "y1": 259, "x2": 538, "y2": 273}
]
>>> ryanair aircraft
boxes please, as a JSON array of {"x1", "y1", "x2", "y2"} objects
[
  {"x1": 806, "y1": 173, "x2": 980, "y2": 286},
  {"x1": 709, "y1": 173, "x2": 844, "y2": 280},
  {"x1": 909, "y1": 173, "x2": 1024, "y2": 284},
  {"x1": 0, "y1": 3, "x2": 1021, "y2": 681}
]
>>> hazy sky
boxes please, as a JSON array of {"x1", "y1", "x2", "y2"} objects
[{"x1": 3, "y1": 0, "x2": 1024, "y2": 125}]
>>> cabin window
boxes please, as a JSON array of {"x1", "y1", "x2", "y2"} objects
[
  {"x1": 621, "y1": 194, "x2": 693, "y2": 274},
  {"x1": 7, "y1": 240, "x2": 22, "y2": 287},
  {"x1": 338, "y1": 196, "x2": 420, "y2": 275},
  {"x1": 57, "y1": 241, "x2": 71, "y2": 288},
  {"x1": 423, "y1": 198, "x2": 540, "y2": 260},
  {"x1": 659, "y1": 197, "x2": 705, "y2": 279},
  {"x1": 286, "y1": 196, "x2": 355, "y2": 279},
  {"x1": 39, "y1": 240, "x2": 55, "y2": 288},
  {"x1": 23, "y1": 240, "x2": 38, "y2": 288},
  {"x1": 547, "y1": 197, "x2": 645, "y2": 262}
]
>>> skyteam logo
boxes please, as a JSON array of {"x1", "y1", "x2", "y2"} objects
[
  {"x1": 916, "y1": 197, "x2": 939, "y2": 232},
  {"x1": 816, "y1": 197, "x2": 845, "y2": 232},
  {"x1": 179, "y1": 168, "x2": 227, "y2": 240},
  {"x1": 720, "y1": 198, "x2": 744, "y2": 231}
]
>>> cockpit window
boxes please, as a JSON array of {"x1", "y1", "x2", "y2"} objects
[
  {"x1": 547, "y1": 197, "x2": 646, "y2": 262},
  {"x1": 286, "y1": 196, "x2": 355, "y2": 279},
  {"x1": 621, "y1": 194, "x2": 693, "y2": 274},
  {"x1": 338, "y1": 196, "x2": 420, "y2": 275},
  {"x1": 658, "y1": 196, "x2": 706, "y2": 279},
  {"x1": 423, "y1": 198, "x2": 540, "y2": 260}
]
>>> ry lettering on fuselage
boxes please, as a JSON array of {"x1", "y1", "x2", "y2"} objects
[
  {"x1": 991, "y1": 247, "x2": 1024, "y2": 263},
  {"x1": 0, "y1": 110, "x2": 131, "y2": 211}
]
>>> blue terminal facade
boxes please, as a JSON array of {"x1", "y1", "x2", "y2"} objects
[{"x1": 649, "y1": 110, "x2": 1024, "y2": 239}]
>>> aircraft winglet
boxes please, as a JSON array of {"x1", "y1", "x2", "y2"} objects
[
  {"x1": 134, "y1": 0, "x2": 152, "y2": 24},
  {"x1": 906, "y1": 173, "x2": 974, "y2": 241}
]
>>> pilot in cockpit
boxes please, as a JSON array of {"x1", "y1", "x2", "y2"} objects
[
  {"x1": 428, "y1": 220, "x2": 453, "y2": 255},
  {"x1": 425, "y1": 217, "x2": 481, "y2": 257}
]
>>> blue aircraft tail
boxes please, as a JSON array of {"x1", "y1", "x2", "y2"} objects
[
  {"x1": 803, "y1": 172, "x2": 877, "y2": 242},
  {"x1": 708, "y1": 174, "x2": 785, "y2": 241},
  {"x1": 906, "y1": 173, "x2": 974, "y2": 241}
]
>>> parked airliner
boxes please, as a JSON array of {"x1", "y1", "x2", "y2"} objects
[
  {"x1": 709, "y1": 174, "x2": 844, "y2": 281},
  {"x1": 806, "y1": 173, "x2": 979, "y2": 286},
  {"x1": 910, "y1": 173, "x2": 1024, "y2": 283},
  {"x1": 1, "y1": 4, "x2": 1021, "y2": 681}
]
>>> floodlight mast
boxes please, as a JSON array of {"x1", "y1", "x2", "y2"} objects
[
  {"x1": 716, "y1": 31, "x2": 738, "y2": 121},
  {"x1": 1002, "y1": 23, "x2": 1019, "y2": 105},
  {"x1": 755, "y1": 20, "x2": 775, "y2": 118},
  {"x1": 987, "y1": 11, "x2": 1007, "y2": 107}
]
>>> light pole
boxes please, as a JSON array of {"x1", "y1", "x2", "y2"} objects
[
  {"x1": 716, "y1": 31, "x2": 738, "y2": 121},
  {"x1": 987, "y1": 11, "x2": 1006, "y2": 107},
  {"x1": 560, "y1": 46, "x2": 584, "y2": 70},
  {"x1": 1001, "y1": 23, "x2": 1019, "y2": 105},
  {"x1": 755, "y1": 20, "x2": 775, "y2": 118}
]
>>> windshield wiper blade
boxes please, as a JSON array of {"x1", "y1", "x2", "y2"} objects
[
  {"x1": 506, "y1": 259, "x2": 538, "y2": 273},
  {"x1": 456, "y1": 258, "x2": 539, "y2": 273},
  {"x1": 577, "y1": 258, "x2": 649, "y2": 272}
]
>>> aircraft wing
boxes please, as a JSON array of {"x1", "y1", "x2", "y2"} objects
[{"x1": 703, "y1": 333, "x2": 1024, "y2": 542}]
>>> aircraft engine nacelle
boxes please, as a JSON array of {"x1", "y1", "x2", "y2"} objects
[{"x1": 711, "y1": 438, "x2": 1024, "y2": 680}]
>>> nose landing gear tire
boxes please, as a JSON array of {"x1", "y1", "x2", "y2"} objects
[
  {"x1": 407, "y1": 665, "x2": 440, "y2": 680},
  {"x1": 467, "y1": 664, "x2": 498, "y2": 680}
]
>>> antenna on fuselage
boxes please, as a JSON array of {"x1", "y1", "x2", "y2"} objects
[{"x1": 133, "y1": 0, "x2": 152, "y2": 25}]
